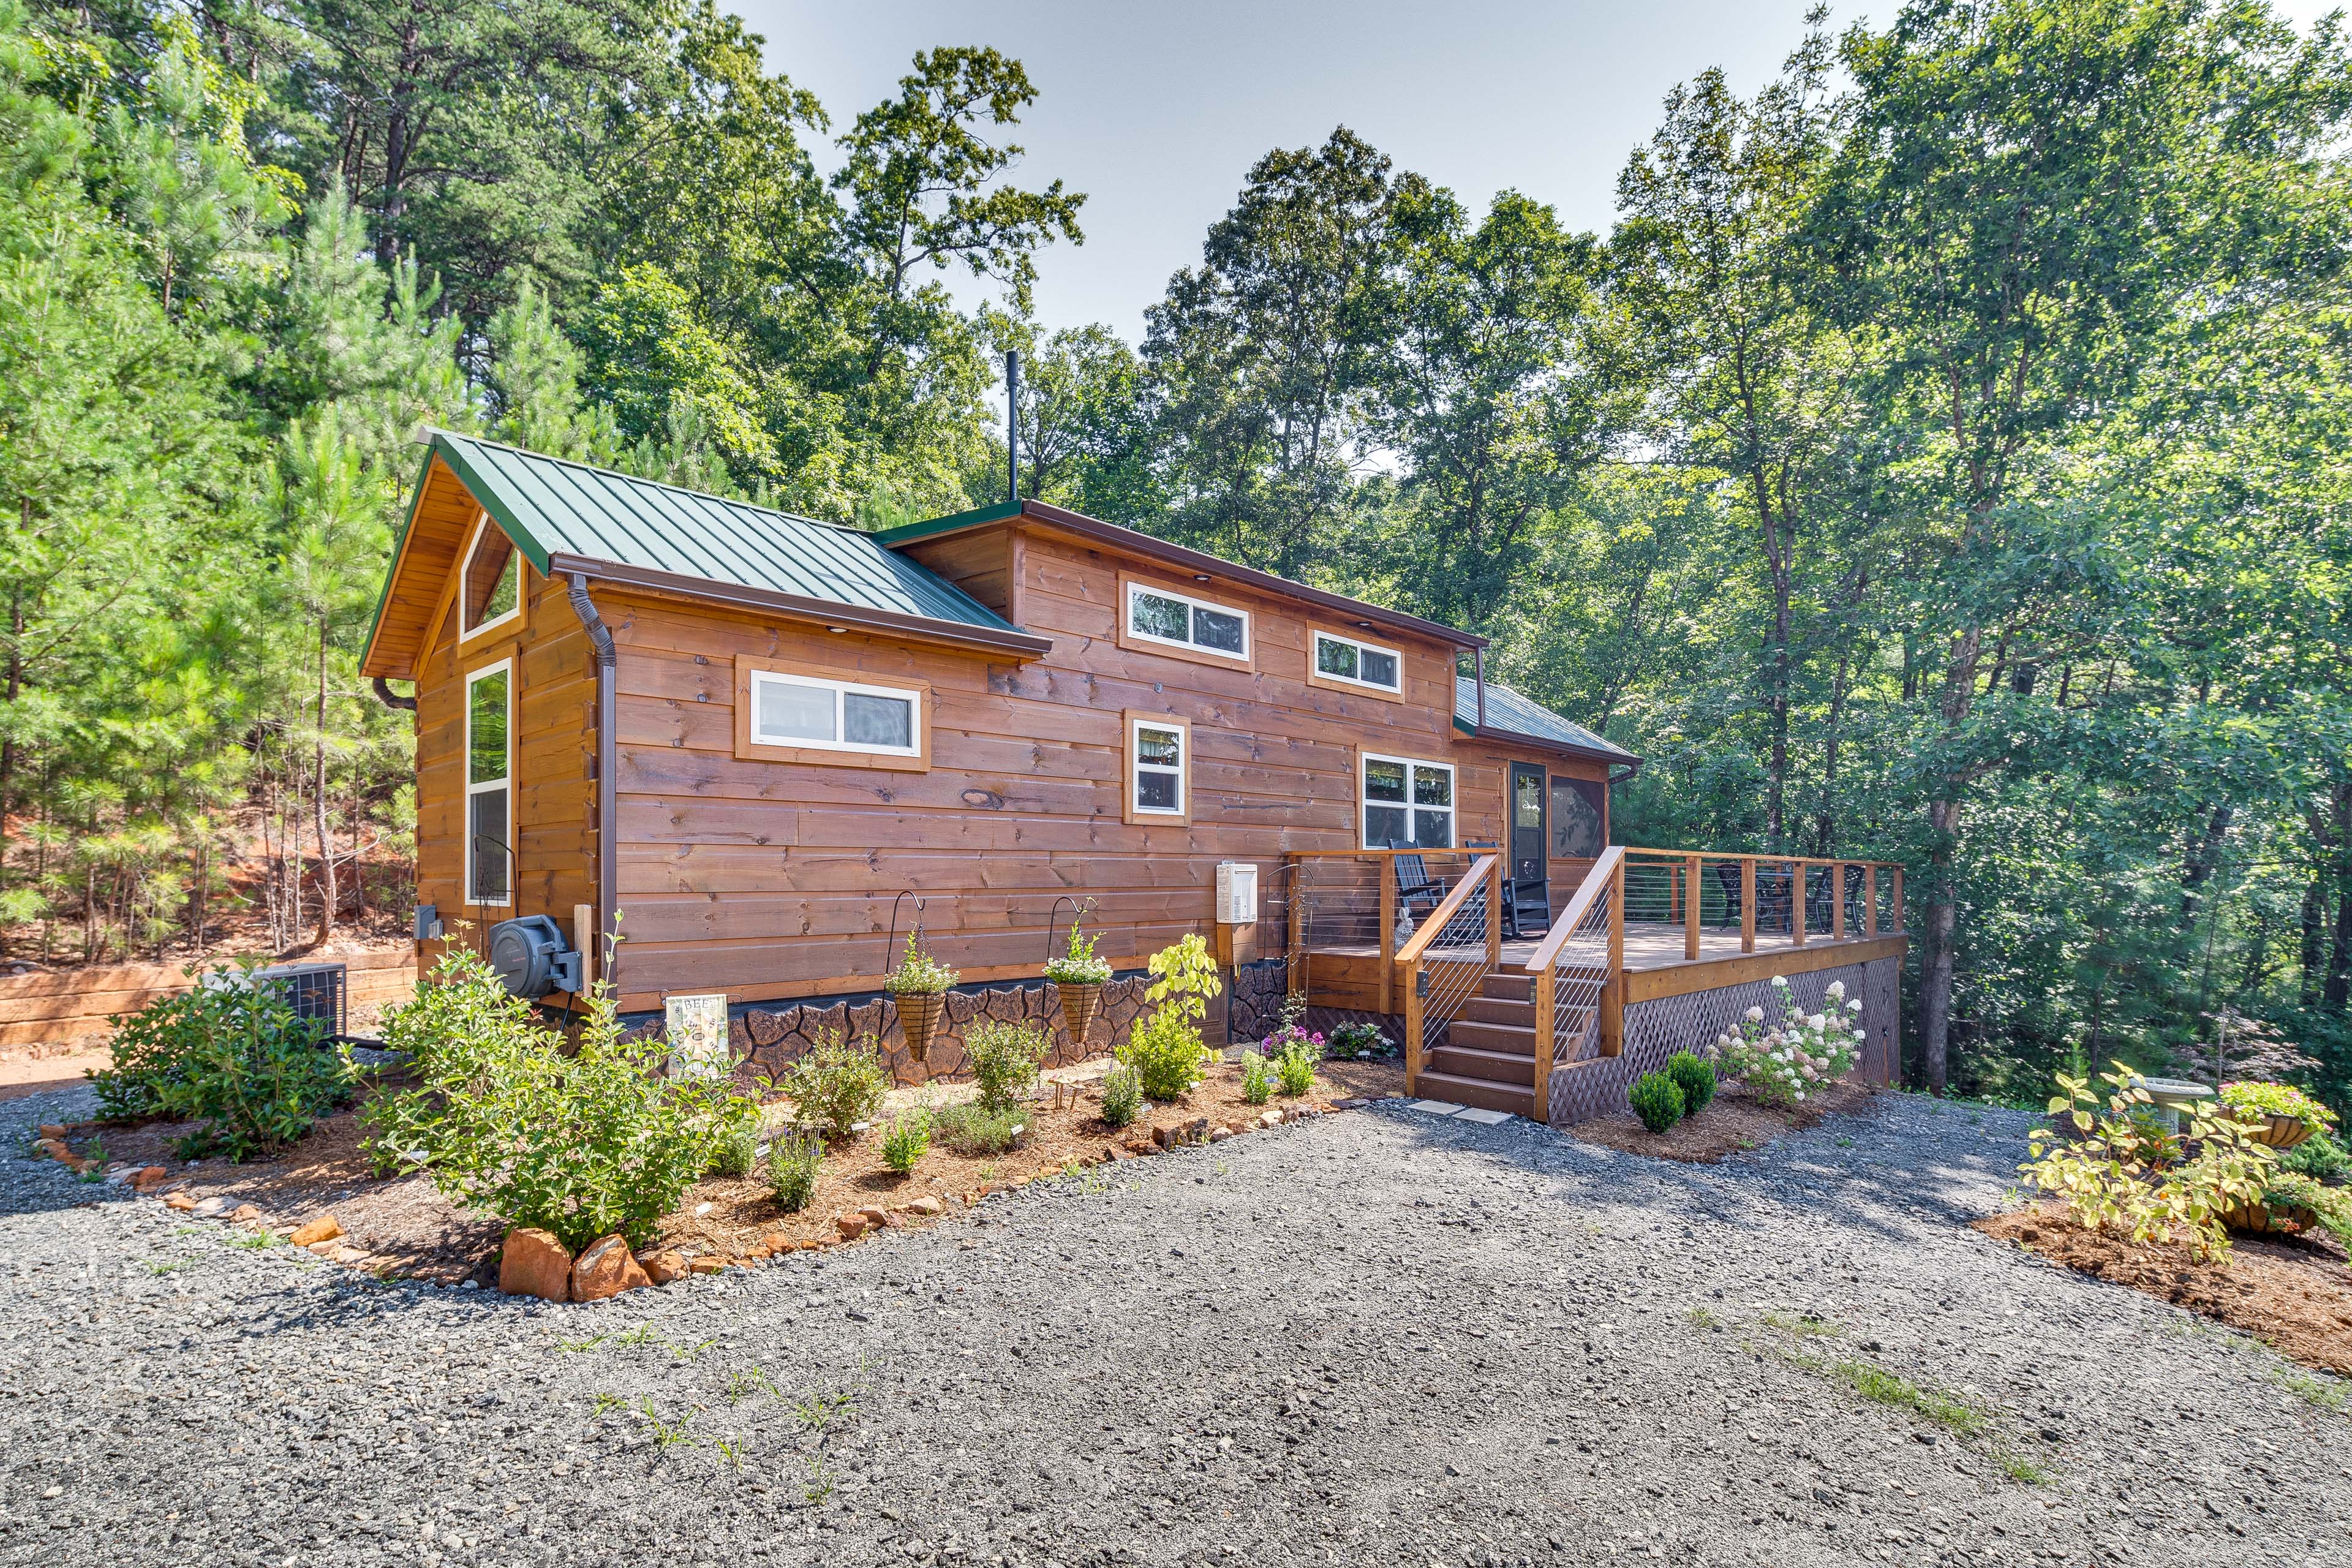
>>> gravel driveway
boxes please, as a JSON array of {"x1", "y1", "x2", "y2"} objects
[{"x1": 2, "y1": 1084, "x2": 2346, "y2": 1568}]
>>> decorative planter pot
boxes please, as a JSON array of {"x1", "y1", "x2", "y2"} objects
[
  {"x1": 893, "y1": 991, "x2": 946, "y2": 1064},
  {"x1": 2242, "y1": 1112, "x2": 2315, "y2": 1150},
  {"x1": 2218, "y1": 1199, "x2": 2314, "y2": 1235},
  {"x1": 1057, "y1": 981, "x2": 1105, "y2": 1048}
]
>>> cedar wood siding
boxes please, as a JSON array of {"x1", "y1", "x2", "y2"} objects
[
  {"x1": 414, "y1": 551, "x2": 600, "y2": 997},
  {"x1": 401, "y1": 496, "x2": 1613, "y2": 1013}
]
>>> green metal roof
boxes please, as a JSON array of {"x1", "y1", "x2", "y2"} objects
[
  {"x1": 1455, "y1": 676, "x2": 1640, "y2": 764},
  {"x1": 423, "y1": 430, "x2": 1025, "y2": 637}
]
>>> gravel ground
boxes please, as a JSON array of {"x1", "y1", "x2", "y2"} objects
[{"x1": 2, "y1": 1084, "x2": 2348, "y2": 1568}]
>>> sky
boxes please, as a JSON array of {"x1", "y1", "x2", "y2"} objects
[{"x1": 735, "y1": 0, "x2": 2346, "y2": 342}]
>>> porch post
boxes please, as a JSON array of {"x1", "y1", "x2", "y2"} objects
[
  {"x1": 1404, "y1": 963, "x2": 1425, "y2": 1096},
  {"x1": 1600, "y1": 854, "x2": 1625, "y2": 1057},
  {"x1": 1793, "y1": 860, "x2": 1808, "y2": 947},
  {"x1": 1484, "y1": 856, "x2": 1501, "y2": 970},
  {"x1": 1864, "y1": 864, "x2": 1877, "y2": 937},
  {"x1": 1892, "y1": 867, "x2": 1905, "y2": 932},
  {"x1": 1740, "y1": 858, "x2": 1756, "y2": 954},
  {"x1": 1684, "y1": 855, "x2": 1700, "y2": 961},
  {"x1": 1532, "y1": 963, "x2": 1556, "y2": 1124}
]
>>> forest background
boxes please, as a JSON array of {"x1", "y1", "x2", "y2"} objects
[{"x1": 4, "y1": 0, "x2": 2348, "y2": 1107}]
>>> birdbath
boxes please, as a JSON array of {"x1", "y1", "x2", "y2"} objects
[{"x1": 2138, "y1": 1077, "x2": 2215, "y2": 1133}]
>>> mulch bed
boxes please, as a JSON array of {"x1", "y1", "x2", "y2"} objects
[
  {"x1": 48, "y1": 1054, "x2": 1408, "y2": 1287},
  {"x1": 1976, "y1": 1202, "x2": 2352, "y2": 1377},
  {"x1": 1569, "y1": 1080, "x2": 1883, "y2": 1163}
]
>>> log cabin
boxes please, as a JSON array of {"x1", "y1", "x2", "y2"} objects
[{"x1": 362, "y1": 430, "x2": 1906, "y2": 1122}]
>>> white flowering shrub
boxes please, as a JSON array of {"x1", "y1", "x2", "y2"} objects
[{"x1": 1709, "y1": 976, "x2": 1866, "y2": 1109}]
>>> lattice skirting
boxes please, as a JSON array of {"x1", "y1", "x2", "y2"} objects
[{"x1": 1545, "y1": 956, "x2": 1899, "y2": 1126}]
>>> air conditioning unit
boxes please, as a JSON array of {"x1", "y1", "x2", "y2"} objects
[
  {"x1": 488, "y1": 915, "x2": 583, "y2": 998},
  {"x1": 1214, "y1": 862, "x2": 1259, "y2": 925}
]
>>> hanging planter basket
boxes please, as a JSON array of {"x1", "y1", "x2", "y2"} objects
[
  {"x1": 1058, "y1": 981, "x2": 1105, "y2": 1048},
  {"x1": 2244, "y1": 1112, "x2": 2315, "y2": 1150},
  {"x1": 894, "y1": 990, "x2": 946, "y2": 1065},
  {"x1": 2218, "y1": 1197, "x2": 2314, "y2": 1235}
]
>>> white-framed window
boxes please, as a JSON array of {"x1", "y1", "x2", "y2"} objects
[
  {"x1": 747, "y1": 669, "x2": 921, "y2": 758},
  {"x1": 1128, "y1": 714, "x2": 1188, "y2": 818},
  {"x1": 459, "y1": 513, "x2": 522, "y2": 640},
  {"x1": 1313, "y1": 630, "x2": 1402, "y2": 693},
  {"x1": 1361, "y1": 752, "x2": 1454, "y2": 849},
  {"x1": 1125, "y1": 579, "x2": 1249, "y2": 660},
  {"x1": 464, "y1": 660, "x2": 513, "y2": 907}
]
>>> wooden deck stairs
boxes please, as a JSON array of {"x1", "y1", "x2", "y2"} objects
[{"x1": 1415, "y1": 970, "x2": 1604, "y2": 1118}]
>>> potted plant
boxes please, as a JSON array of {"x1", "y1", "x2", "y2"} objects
[
  {"x1": 885, "y1": 931, "x2": 958, "y2": 1064},
  {"x1": 1044, "y1": 914, "x2": 1114, "y2": 1047},
  {"x1": 2218, "y1": 1080, "x2": 2336, "y2": 1150}
]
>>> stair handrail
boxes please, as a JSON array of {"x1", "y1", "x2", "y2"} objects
[
  {"x1": 1518, "y1": 846, "x2": 1624, "y2": 975},
  {"x1": 1395, "y1": 853, "x2": 1501, "y2": 967}
]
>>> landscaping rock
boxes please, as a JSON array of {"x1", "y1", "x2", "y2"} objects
[
  {"x1": 287, "y1": 1213, "x2": 343, "y2": 1247},
  {"x1": 228, "y1": 1204, "x2": 262, "y2": 1223},
  {"x1": 687, "y1": 1256, "x2": 728, "y2": 1275},
  {"x1": 569, "y1": 1235, "x2": 650, "y2": 1301},
  {"x1": 190, "y1": 1196, "x2": 231, "y2": 1219},
  {"x1": 835, "y1": 1213, "x2": 870, "y2": 1239},
  {"x1": 634, "y1": 1248, "x2": 686, "y2": 1284},
  {"x1": 163, "y1": 1191, "x2": 195, "y2": 1211},
  {"x1": 36, "y1": 1123, "x2": 66, "y2": 1139},
  {"x1": 129, "y1": 1166, "x2": 167, "y2": 1191},
  {"x1": 496, "y1": 1227, "x2": 572, "y2": 1302},
  {"x1": 906, "y1": 1196, "x2": 944, "y2": 1217}
]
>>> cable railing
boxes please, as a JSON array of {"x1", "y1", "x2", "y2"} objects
[
  {"x1": 1520, "y1": 846, "x2": 1625, "y2": 1105},
  {"x1": 1618, "y1": 848, "x2": 1904, "y2": 957},
  {"x1": 1396, "y1": 854, "x2": 1502, "y2": 1095}
]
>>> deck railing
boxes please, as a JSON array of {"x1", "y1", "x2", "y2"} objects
[
  {"x1": 1521, "y1": 846, "x2": 1625, "y2": 1106},
  {"x1": 1617, "y1": 848, "x2": 1904, "y2": 957}
]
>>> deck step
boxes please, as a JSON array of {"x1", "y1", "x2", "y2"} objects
[
  {"x1": 1412, "y1": 1071, "x2": 1537, "y2": 1117},
  {"x1": 1459, "y1": 995, "x2": 1537, "y2": 1027},
  {"x1": 1446, "y1": 1018, "x2": 1539, "y2": 1055},
  {"x1": 1425, "y1": 1043, "x2": 1544, "y2": 1085},
  {"x1": 1479, "y1": 972, "x2": 1534, "y2": 1003}
]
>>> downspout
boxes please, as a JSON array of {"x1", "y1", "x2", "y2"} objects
[
  {"x1": 566, "y1": 574, "x2": 619, "y2": 994},
  {"x1": 371, "y1": 676, "x2": 417, "y2": 712}
]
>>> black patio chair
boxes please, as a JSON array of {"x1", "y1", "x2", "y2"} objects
[
  {"x1": 1754, "y1": 864, "x2": 1795, "y2": 933},
  {"x1": 1709, "y1": 861, "x2": 1744, "y2": 931},
  {"x1": 1805, "y1": 864, "x2": 1837, "y2": 934},
  {"x1": 1390, "y1": 848, "x2": 1447, "y2": 922}
]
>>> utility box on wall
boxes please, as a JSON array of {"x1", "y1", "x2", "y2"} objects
[{"x1": 1215, "y1": 862, "x2": 1259, "y2": 925}]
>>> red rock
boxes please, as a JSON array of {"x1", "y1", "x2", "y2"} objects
[
  {"x1": 758, "y1": 1230, "x2": 790, "y2": 1253},
  {"x1": 129, "y1": 1166, "x2": 168, "y2": 1191},
  {"x1": 634, "y1": 1248, "x2": 687, "y2": 1284},
  {"x1": 858, "y1": 1205, "x2": 889, "y2": 1227},
  {"x1": 570, "y1": 1235, "x2": 651, "y2": 1301},
  {"x1": 34, "y1": 1139, "x2": 70, "y2": 1162},
  {"x1": 687, "y1": 1255, "x2": 728, "y2": 1275},
  {"x1": 835, "y1": 1213, "x2": 870, "y2": 1239},
  {"x1": 228, "y1": 1204, "x2": 262, "y2": 1223},
  {"x1": 497, "y1": 1227, "x2": 572, "y2": 1301},
  {"x1": 164, "y1": 1191, "x2": 196, "y2": 1212},
  {"x1": 288, "y1": 1213, "x2": 343, "y2": 1247},
  {"x1": 905, "y1": 1196, "x2": 944, "y2": 1218},
  {"x1": 37, "y1": 1124, "x2": 66, "y2": 1140}
]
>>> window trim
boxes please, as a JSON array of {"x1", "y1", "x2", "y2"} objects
[
  {"x1": 458, "y1": 513, "x2": 525, "y2": 645},
  {"x1": 731, "y1": 655, "x2": 931, "y2": 772},
  {"x1": 1115, "y1": 573, "x2": 1253, "y2": 671},
  {"x1": 1357, "y1": 748, "x2": 1456, "y2": 850},
  {"x1": 463, "y1": 658, "x2": 514, "y2": 908},
  {"x1": 1307, "y1": 627, "x2": 1406, "y2": 701},
  {"x1": 1123, "y1": 710, "x2": 1191, "y2": 825}
]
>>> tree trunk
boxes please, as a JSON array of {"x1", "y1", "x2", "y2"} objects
[{"x1": 314, "y1": 627, "x2": 334, "y2": 946}]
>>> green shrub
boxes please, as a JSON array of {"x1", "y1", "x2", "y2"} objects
[
  {"x1": 1098, "y1": 1063, "x2": 1143, "y2": 1128},
  {"x1": 965, "y1": 1018, "x2": 1052, "y2": 1114},
  {"x1": 92, "y1": 961, "x2": 352, "y2": 1161},
  {"x1": 2283, "y1": 1128, "x2": 2351, "y2": 1186},
  {"x1": 363, "y1": 951, "x2": 745, "y2": 1252},
  {"x1": 1240, "y1": 1050, "x2": 1271, "y2": 1104},
  {"x1": 1119, "y1": 1007, "x2": 1212, "y2": 1101},
  {"x1": 1665, "y1": 1051, "x2": 1716, "y2": 1116},
  {"x1": 709, "y1": 1103, "x2": 761, "y2": 1178},
  {"x1": 774, "y1": 1030, "x2": 891, "y2": 1140},
  {"x1": 1329, "y1": 1020, "x2": 1390, "y2": 1058},
  {"x1": 932, "y1": 1101, "x2": 1026, "y2": 1156},
  {"x1": 880, "y1": 1108, "x2": 931, "y2": 1175},
  {"x1": 1273, "y1": 1032, "x2": 1319, "y2": 1097},
  {"x1": 1629, "y1": 1071, "x2": 1687, "y2": 1134},
  {"x1": 766, "y1": 1132, "x2": 824, "y2": 1213}
]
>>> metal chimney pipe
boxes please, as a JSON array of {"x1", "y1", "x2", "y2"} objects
[{"x1": 1006, "y1": 349, "x2": 1020, "y2": 502}]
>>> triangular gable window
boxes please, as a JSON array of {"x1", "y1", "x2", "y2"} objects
[{"x1": 461, "y1": 513, "x2": 522, "y2": 638}]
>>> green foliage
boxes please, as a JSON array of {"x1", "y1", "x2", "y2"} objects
[
  {"x1": 930, "y1": 1101, "x2": 1025, "y2": 1156},
  {"x1": 765, "y1": 1132, "x2": 824, "y2": 1214},
  {"x1": 364, "y1": 952, "x2": 745, "y2": 1253},
  {"x1": 1042, "y1": 908, "x2": 1113, "y2": 986},
  {"x1": 2282, "y1": 1129, "x2": 2351, "y2": 1188},
  {"x1": 884, "y1": 932, "x2": 959, "y2": 995},
  {"x1": 2020, "y1": 1063, "x2": 2276, "y2": 1261},
  {"x1": 1629, "y1": 1071, "x2": 1687, "y2": 1134},
  {"x1": 879, "y1": 1107, "x2": 930, "y2": 1175},
  {"x1": 772, "y1": 1031, "x2": 891, "y2": 1141},
  {"x1": 1665, "y1": 1051, "x2": 1716, "y2": 1117},
  {"x1": 1329, "y1": 1021, "x2": 1390, "y2": 1058},
  {"x1": 1097, "y1": 1063, "x2": 1143, "y2": 1128},
  {"x1": 1273, "y1": 1034, "x2": 1318, "y2": 1098},
  {"x1": 1240, "y1": 1050, "x2": 1271, "y2": 1105},
  {"x1": 1711, "y1": 977, "x2": 1863, "y2": 1109},
  {"x1": 1118, "y1": 1006, "x2": 1211, "y2": 1103},
  {"x1": 709, "y1": 1102, "x2": 761, "y2": 1179},
  {"x1": 2218, "y1": 1081, "x2": 2337, "y2": 1131},
  {"x1": 91, "y1": 962, "x2": 350, "y2": 1160},
  {"x1": 963, "y1": 1018, "x2": 1050, "y2": 1114}
]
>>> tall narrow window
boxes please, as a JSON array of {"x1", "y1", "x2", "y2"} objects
[
  {"x1": 1361, "y1": 752, "x2": 1453, "y2": 849},
  {"x1": 461, "y1": 514, "x2": 522, "y2": 639},
  {"x1": 465, "y1": 661, "x2": 512, "y2": 905},
  {"x1": 1126, "y1": 712, "x2": 1189, "y2": 823}
]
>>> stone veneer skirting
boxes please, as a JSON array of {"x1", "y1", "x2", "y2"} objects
[{"x1": 1545, "y1": 955, "x2": 1900, "y2": 1126}]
